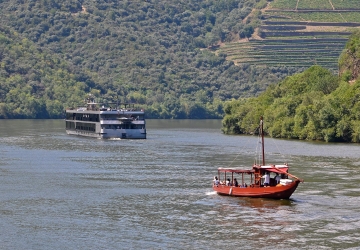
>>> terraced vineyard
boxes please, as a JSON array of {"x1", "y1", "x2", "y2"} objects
[
  {"x1": 222, "y1": 38, "x2": 346, "y2": 70},
  {"x1": 215, "y1": 0, "x2": 360, "y2": 73}
]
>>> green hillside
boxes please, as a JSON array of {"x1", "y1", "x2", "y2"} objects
[
  {"x1": 0, "y1": 0, "x2": 359, "y2": 119},
  {"x1": 1, "y1": 0, "x2": 294, "y2": 119},
  {"x1": 0, "y1": 26, "x2": 88, "y2": 118},
  {"x1": 221, "y1": 31, "x2": 360, "y2": 143}
]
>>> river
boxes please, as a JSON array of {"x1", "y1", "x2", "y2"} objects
[{"x1": 0, "y1": 119, "x2": 359, "y2": 249}]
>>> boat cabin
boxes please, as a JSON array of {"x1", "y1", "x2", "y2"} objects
[{"x1": 216, "y1": 164, "x2": 291, "y2": 188}]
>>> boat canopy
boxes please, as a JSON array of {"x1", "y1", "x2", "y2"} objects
[
  {"x1": 217, "y1": 164, "x2": 289, "y2": 174},
  {"x1": 254, "y1": 164, "x2": 289, "y2": 174},
  {"x1": 217, "y1": 168, "x2": 254, "y2": 174}
]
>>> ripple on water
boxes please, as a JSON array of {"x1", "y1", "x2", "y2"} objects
[{"x1": 1, "y1": 120, "x2": 360, "y2": 249}]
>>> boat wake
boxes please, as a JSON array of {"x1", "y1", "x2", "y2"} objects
[
  {"x1": 205, "y1": 191, "x2": 217, "y2": 196},
  {"x1": 108, "y1": 138, "x2": 122, "y2": 141}
]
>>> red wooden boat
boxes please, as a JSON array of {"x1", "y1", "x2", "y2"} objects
[{"x1": 213, "y1": 117, "x2": 303, "y2": 199}]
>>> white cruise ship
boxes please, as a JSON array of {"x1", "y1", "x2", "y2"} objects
[{"x1": 65, "y1": 96, "x2": 146, "y2": 139}]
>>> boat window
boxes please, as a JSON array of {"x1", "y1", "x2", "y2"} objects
[
  {"x1": 218, "y1": 171, "x2": 254, "y2": 187},
  {"x1": 74, "y1": 122, "x2": 96, "y2": 132},
  {"x1": 131, "y1": 124, "x2": 144, "y2": 129},
  {"x1": 65, "y1": 121, "x2": 76, "y2": 129}
]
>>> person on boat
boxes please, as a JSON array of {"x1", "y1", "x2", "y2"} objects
[
  {"x1": 213, "y1": 176, "x2": 220, "y2": 186},
  {"x1": 274, "y1": 173, "x2": 281, "y2": 184},
  {"x1": 262, "y1": 172, "x2": 270, "y2": 187},
  {"x1": 234, "y1": 178, "x2": 239, "y2": 187},
  {"x1": 226, "y1": 178, "x2": 231, "y2": 186},
  {"x1": 239, "y1": 183, "x2": 247, "y2": 188}
]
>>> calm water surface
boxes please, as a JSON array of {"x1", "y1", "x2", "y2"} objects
[{"x1": 0, "y1": 119, "x2": 359, "y2": 249}]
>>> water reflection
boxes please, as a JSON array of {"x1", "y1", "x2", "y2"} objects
[{"x1": 238, "y1": 197, "x2": 294, "y2": 209}]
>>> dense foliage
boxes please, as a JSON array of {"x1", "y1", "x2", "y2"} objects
[
  {"x1": 339, "y1": 31, "x2": 360, "y2": 82},
  {"x1": 222, "y1": 31, "x2": 360, "y2": 142},
  {"x1": 0, "y1": 26, "x2": 88, "y2": 118},
  {"x1": 0, "y1": 0, "x2": 304, "y2": 119}
]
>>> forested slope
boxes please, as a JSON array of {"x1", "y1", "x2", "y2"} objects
[
  {"x1": 0, "y1": 0, "x2": 301, "y2": 119},
  {"x1": 222, "y1": 31, "x2": 360, "y2": 142},
  {"x1": 0, "y1": 26, "x2": 92, "y2": 118}
]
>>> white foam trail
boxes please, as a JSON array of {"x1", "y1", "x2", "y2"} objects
[{"x1": 205, "y1": 191, "x2": 217, "y2": 196}]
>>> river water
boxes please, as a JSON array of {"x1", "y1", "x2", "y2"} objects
[{"x1": 0, "y1": 119, "x2": 359, "y2": 249}]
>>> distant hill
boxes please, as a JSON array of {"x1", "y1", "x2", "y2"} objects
[{"x1": 0, "y1": 0, "x2": 359, "y2": 119}]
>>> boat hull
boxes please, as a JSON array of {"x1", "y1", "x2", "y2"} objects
[
  {"x1": 213, "y1": 180, "x2": 300, "y2": 199},
  {"x1": 66, "y1": 129, "x2": 146, "y2": 139}
]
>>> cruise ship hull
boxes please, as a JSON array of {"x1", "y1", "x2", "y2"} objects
[{"x1": 66, "y1": 128, "x2": 146, "y2": 139}]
